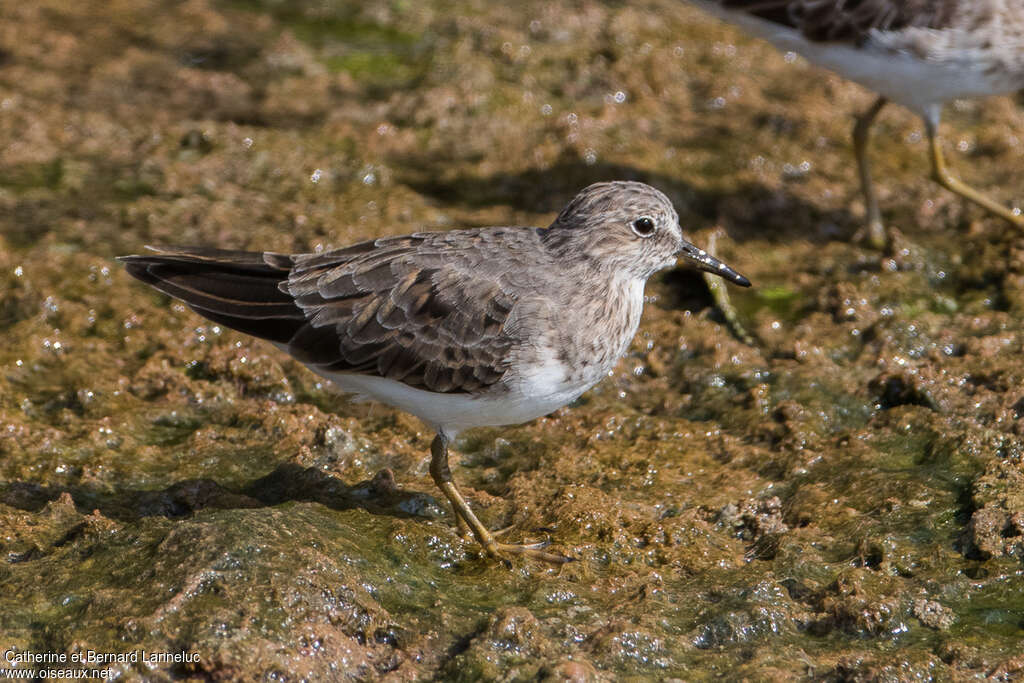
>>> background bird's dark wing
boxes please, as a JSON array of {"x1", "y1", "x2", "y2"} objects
[
  {"x1": 121, "y1": 229, "x2": 538, "y2": 394},
  {"x1": 717, "y1": 0, "x2": 951, "y2": 43}
]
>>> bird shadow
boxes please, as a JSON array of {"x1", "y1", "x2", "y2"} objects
[
  {"x1": 0, "y1": 465, "x2": 442, "y2": 525},
  {"x1": 393, "y1": 151, "x2": 858, "y2": 246}
]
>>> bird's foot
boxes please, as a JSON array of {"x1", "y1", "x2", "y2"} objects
[
  {"x1": 485, "y1": 524, "x2": 516, "y2": 539},
  {"x1": 453, "y1": 523, "x2": 573, "y2": 564},
  {"x1": 852, "y1": 218, "x2": 889, "y2": 252},
  {"x1": 453, "y1": 517, "x2": 517, "y2": 540},
  {"x1": 483, "y1": 537, "x2": 574, "y2": 565},
  {"x1": 431, "y1": 443, "x2": 572, "y2": 566}
]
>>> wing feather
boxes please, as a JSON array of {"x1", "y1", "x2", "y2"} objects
[{"x1": 283, "y1": 229, "x2": 537, "y2": 393}]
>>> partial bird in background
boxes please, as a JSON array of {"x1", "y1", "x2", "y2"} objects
[{"x1": 685, "y1": 0, "x2": 1024, "y2": 248}]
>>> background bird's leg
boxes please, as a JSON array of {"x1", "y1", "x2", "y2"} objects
[
  {"x1": 851, "y1": 96, "x2": 888, "y2": 250},
  {"x1": 926, "y1": 114, "x2": 1024, "y2": 227},
  {"x1": 429, "y1": 434, "x2": 570, "y2": 564}
]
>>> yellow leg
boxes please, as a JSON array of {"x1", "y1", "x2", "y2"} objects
[
  {"x1": 453, "y1": 507, "x2": 471, "y2": 540},
  {"x1": 851, "y1": 96, "x2": 889, "y2": 250},
  {"x1": 926, "y1": 118, "x2": 1024, "y2": 227},
  {"x1": 429, "y1": 435, "x2": 571, "y2": 564}
]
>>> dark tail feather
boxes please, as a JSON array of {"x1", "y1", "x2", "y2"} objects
[{"x1": 118, "y1": 246, "x2": 308, "y2": 344}]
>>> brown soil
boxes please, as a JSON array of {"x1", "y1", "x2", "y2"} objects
[{"x1": 2, "y1": 0, "x2": 1023, "y2": 679}]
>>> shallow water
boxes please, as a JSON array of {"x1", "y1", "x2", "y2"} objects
[{"x1": 2, "y1": 0, "x2": 1024, "y2": 679}]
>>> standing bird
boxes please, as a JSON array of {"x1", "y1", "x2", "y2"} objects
[
  {"x1": 685, "y1": 0, "x2": 1024, "y2": 248},
  {"x1": 120, "y1": 182, "x2": 751, "y2": 564}
]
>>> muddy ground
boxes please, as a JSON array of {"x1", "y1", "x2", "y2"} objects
[{"x1": 2, "y1": 0, "x2": 1024, "y2": 679}]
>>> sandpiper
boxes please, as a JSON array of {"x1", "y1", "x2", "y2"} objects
[
  {"x1": 120, "y1": 182, "x2": 751, "y2": 564},
  {"x1": 686, "y1": 0, "x2": 1024, "y2": 247}
]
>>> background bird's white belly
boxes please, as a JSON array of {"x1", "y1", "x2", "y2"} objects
[{"x1": 792, "y1": 36, "x2": 1004, "y2": 116}]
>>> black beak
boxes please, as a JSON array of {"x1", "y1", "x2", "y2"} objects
[{"x1": 677, "y1": 239, "x2": 751, "y2": 287}]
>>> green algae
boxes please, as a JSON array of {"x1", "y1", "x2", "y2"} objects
[
  {"x1": 2, "y1": 0, "x2": 1024, "y2": 679},
  {"x1": 229, "y1": 0, "x2": 428, "y2": 92},
  {"x1": 0, "y1": 160, "x2": 64, "y2": 192}
]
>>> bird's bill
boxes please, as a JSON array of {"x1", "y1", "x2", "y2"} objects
[{"x1": 676, "y1": 240, "x2": 751, "y2": 287}]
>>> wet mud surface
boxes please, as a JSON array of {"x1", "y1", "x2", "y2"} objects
[{"x1": 2, "y1": 0, "x2": 1024, "y2": 679}]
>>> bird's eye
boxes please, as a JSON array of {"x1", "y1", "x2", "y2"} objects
[{"x1": 632, "y1": 216, "x2": 656, "y2": 237}]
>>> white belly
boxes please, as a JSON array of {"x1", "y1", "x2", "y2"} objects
[{"x1": 306, "y1": 368, "x2": 595, "y2": 440}]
